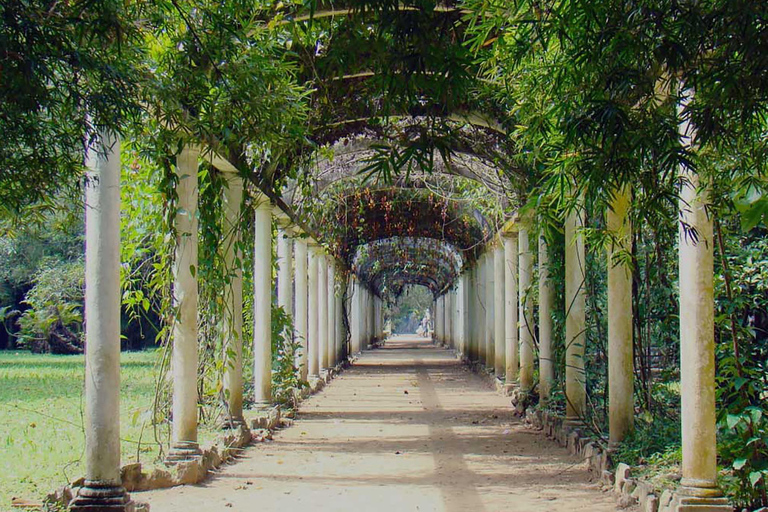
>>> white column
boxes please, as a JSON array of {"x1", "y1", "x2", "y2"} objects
[
  {"x1": 367, "y1": 289, "x2": 375, "y2": 347},
  {"x1": 71, "y1": 131, "x2": 131, "y2": 511},
  {"x1": 336, "y1": 271, "x2": 345, "y2": 362},
  {"x1": 455, "y1": 278, "x2": 463, "y2": 354},
  {"x1": 327, "y1": 259, "x2": 336, "y2": 368},
  {"x1": 222, "y1": 175, "x2": 244, "y2": 425},
  {"x1": 445, "y1": 293, "x2": 453, "y2": 347},
  {"x1": 277, "y1": 227, "x2": 293, "y2": 320},
  {"x1": 608, "y1": 186, "x2": 634, "y2": 446},
  {"x1": 361, "y1": 288, "x2": 368, "y2": 348},
  {"x1": 504, "y1": 233, "x2": 519, "y2": 384},
  {"x1": 539, "y1": 235, "x2": 555, "y2": 402},
  {"x1": 168, "y1": 146, "x2": 201, "y2": 461},
  {"x1": 565, "y1": 206, "x2": 586, "y2": 424},
  {"x1": 677, "y1": 91, "x2": 727, "y2": 504},
  {"x1": 493, "y1": 243, "x2": 505, "y2": 376},
  {"x1": 476, "y1": 260, "x2": 486, "y2": 364},
  {"x1": 317, "y1": 253, "x2": 328, "y2": 371},
  {"x1": 252, "y1": 199, "x2": 273, "y2": 407},
  {"x1": 470, "y1": 266, "x2": 479, "y2": 361},
  {"x1": 485, "y1": 252, "x2": 495, "y2": 370},
  {"x1": 350, "y1": 276, "x2": 362, "y2": 353},
  {"x1": 461, "y1": 273, "x2": 469, "y2": 357},
  {"x1": 307, "y1": 245, "x2": 320, "y2": 378},
  {"x1": 294, "y1": 238, "x2": 309, "y2": 381},
  {"x1": 519, "y1": 226, "x2": 535, "y2": 391},
  {"x1": 373, "y1": 295, "x2": 381, "y2": 342}
]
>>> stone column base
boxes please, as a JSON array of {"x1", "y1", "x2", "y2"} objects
[
  {"x1": 219, "y1": 416, "x2": 246, "y2": 430},
  {"x1": 165, "y1": 441, "x2": 202, "y2": 464},
  {"x1": 309, "y1": 377, "x2": 326, "y2": 393},
  {"x1": 69, "y1": 481, "x2": 132, "y2": 512},
  {"x1": 501, "y1": 382, "x2": 517, "y2": 396},
  {"x1": 563, "y1": 417, "x2": 585, "y2": 428},
  {"x1": 672, "y1": 496, "x2": 732, "y2": 512}
]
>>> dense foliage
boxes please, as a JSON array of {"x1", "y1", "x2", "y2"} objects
[{"x1": 1, "y1": 0, "x2": 767, "y2": 507}]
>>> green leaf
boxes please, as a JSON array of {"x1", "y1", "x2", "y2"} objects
[
  {"x1": 748, "y1": 471, "x2": 762, "y2": 487},
  {"x1": 726, "y1": 414, "x2": 742, "y2": 429},
  {"x1": 733, "y1": 458, "x2": 747, "y2": 471}
]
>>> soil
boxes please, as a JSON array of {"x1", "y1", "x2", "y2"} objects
[{"x1": 136, "y1": 336, "x2": 630, "y2": 512}]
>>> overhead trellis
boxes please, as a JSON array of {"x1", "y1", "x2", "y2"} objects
[
  {"x1": 280, "y1": 119, "x2": 523, "y2": 209},
  {"x1": 308, "y1": 185, "x2": 495, "y2": 264},
  {"x1": 240, "y1": 0, "x2": 526, "y2": 295},
  {"x1": 253, "y1": 0, "x2": 528, "y2": 193},
  {"x1": 352, "y1": 236, "x2": 463, "y2": 298}
]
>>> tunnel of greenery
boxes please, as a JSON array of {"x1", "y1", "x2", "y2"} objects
[{"x1": 1, "y1": 0, "x2": 767, "y2": 510}]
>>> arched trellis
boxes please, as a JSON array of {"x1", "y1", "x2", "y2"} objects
[
  {"x1": 352, "y1": 236, "x2": 463, "y2": 298},
  {"x1": 310, "y1": 186, "x2": 494, "y2": 264},
  {"x1": 279, "y1": 120, "x2": 524, "y2": 209}
]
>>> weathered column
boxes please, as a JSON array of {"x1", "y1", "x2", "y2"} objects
[
  {"x1": 369, "y1": 290, "x2": 375, "y2": 345},
  {"x1": 294, "y1": 238, "x2": 309, "y2": 381},
  {"x1": 373, "y1": 295, "x2": 381, "y2": 342},
  {"x1": 222, "y1": 175, "x2": 244, "y2": 426},
  {"x1": 485, "y1": 251, "x2": 495, "y2": 371},
  {"x1": 362, "y1": 289, "x2": 370, "y2": 348},
  {"x1": 317, "y1": 253, "x2": 328, "y2": 371},
  {"x1": 469, "y1": 266, "x2": 478, "y2": 361},
  {"x1": 435, "y1": 296, "x2": 443, "y2": 344},
  {"x1": 519, "y1": 226, "x2": 535, "y2": 391},
  {"x1": 445, "y1": 292, "x2": 453, "y2": 347},
  {"x1": 307, "y1": 245, "x2": 320, "y2": 379},
  {"x1": 504, "y1": 233, "x2": 519, "y2": 385},
  {"x1": 71, "y1": 132, "x2": 132, "y2": 512},
  {"x1": 350, "y1": 276, "x2": 362, "y2": 354},
  {"x1": 327, "y1": 259, "x2": 336, "y2": 368},
  {"x1": 462, "y1": 273, "x2": 470, "y2": 357},
  {"x1": 167, "y1": 146, "x2": 202, "y2": 461},
  {"x1": 493, "y1": 243, "x2": 505, "y2": 377},
  {"x1": 565, "y1": 205, "x2": 587, "y2": 424},
  {"x1": 252, "y1": 198, "x2": 273, "y2": 408},
  {"x1": 538, "y1": 235, "x2": 555, "y2": 402},
  {"x1": 277, "y1": 227, "x2": 293, "y2": 320},
  {"x1": 677, "y1": 92, "x2": 729, "y2": 507},
  {"x1": 335, "y1": 270, "x2": 345, "y2": 362},
  {"x1": 608, "y1": 186, "x2": 634, "y2": 446},
  {"x1": 477, "y1": 259, "x2": 486, "y2": 364},
  {"x1": 363, "y1": 287, "x2": 371, "y2": 348},
  {"x1": 452, "y1": 290, "x2": 458, "y2": 348},
  {"x1": 457, "y1": 282, "x2": 465, "y2": 354},
  {"x1": 456, "y1": 277, "x2": 464, "y2": 355}
]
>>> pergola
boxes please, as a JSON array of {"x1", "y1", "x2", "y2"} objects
[{"x1": 71, "y1": 2, "x2": 728, "y2": 512}]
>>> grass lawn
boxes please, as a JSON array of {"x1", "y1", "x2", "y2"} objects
[{"x1": 0, "y1": 349, "x2": 211, "y2": 511}]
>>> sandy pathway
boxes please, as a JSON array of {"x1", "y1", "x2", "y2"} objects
[{"x1": 136, "y1": 336, "x2": 622, "y2": 512}]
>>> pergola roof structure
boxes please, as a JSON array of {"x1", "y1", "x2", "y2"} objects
[{"x1": 245, "y1": 0, "x2": 527, "y2": 299}]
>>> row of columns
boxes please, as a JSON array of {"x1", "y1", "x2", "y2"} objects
[
  {"x1": 433, "y1": 219, "x2": 622, "y2": 428},
  {"x1": 75, "y1": 110, "x2": 726, "y2": 509},
  {"x1": 173, "y1": 162, "x2": 351, "y2": 460},
  {"x1": 348, "y1": 276, "x2": 383, "y2": 353},
  {"x1": 72, "y1": 143, "x2": 352, "y2": 511},
  {"x1": 431, "y1": 171, "x2": 725, "y2": 503}
]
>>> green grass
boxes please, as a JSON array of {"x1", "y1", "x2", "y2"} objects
[{"x1": 0, "y1": 349, "x2": 212, "y2": 511}]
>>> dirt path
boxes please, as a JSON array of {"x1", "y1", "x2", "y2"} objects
[{"x1": 136, "y1": 336, "x2": 623, "y2": 512}]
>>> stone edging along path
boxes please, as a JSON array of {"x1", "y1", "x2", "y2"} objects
[
  {"x1": 463, "y1": 356, "x2": 735, "y2": 512},
  {"x1": 43, "y1": 359, "x2": 352, "y2": 512}
]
